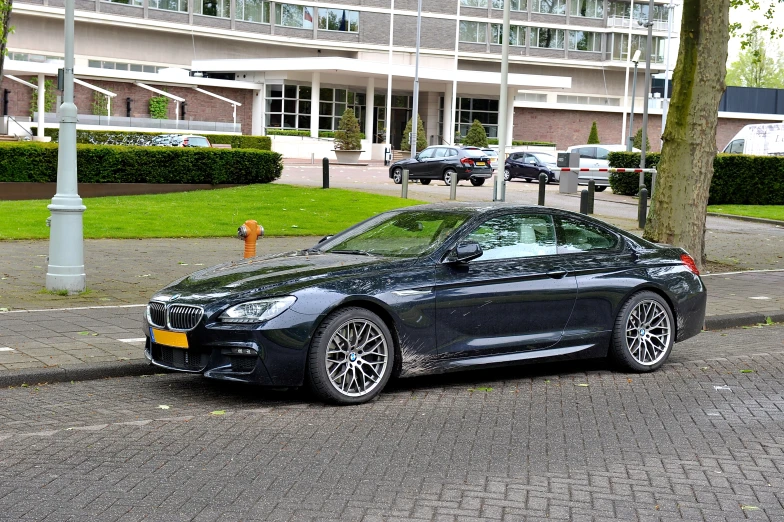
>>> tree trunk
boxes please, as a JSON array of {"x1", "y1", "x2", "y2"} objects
[
  {"x1": 0, "y1": 0, "x2": 12, "y2": 80},
  {"x1": 642, "y1": 0, "x2": 729, "y2": 268}
]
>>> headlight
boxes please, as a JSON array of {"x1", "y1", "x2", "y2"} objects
[{"x1": 219, "y1": 296, "x2": 297, "y2": 323}]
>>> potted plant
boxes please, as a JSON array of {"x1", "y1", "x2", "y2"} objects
[{"x1": 333, "y1": 108, "x2": 364, "y2": 164}]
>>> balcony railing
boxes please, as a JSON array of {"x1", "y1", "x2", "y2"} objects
[
  {"x1": 33, "y1": 113, "x2": 240, "y2": 133},
  {"x1": 607, "y1": 16, "x2": 668, "y2": 32}
]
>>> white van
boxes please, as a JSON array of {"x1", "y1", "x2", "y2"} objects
[{"x1": 723, "y1": 123, "x2": 784, "y2": 156}]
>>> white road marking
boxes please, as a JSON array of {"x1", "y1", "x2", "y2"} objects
[
  {"x1": 702, "y1": 268, "x2": 784, "y2": 277},
  {"x1": 118, "y1": 338, "x2": 146, "y2": 343},
  {"x1": 749, "y1": 296, "x2": 772, "y2": 300},
  {"x1": 1, "y1": 304, "x2": 146, "y2": 314},
  {"x1": 0, "y1": 347, "x2": 14, "y2": 352}
]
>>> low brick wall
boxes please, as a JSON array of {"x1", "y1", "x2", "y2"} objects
[{"x1": 0, "y1": 183, "x2": 242, "y2": 201}]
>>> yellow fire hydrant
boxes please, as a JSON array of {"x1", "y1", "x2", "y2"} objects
[{"x1": 237, "y1": 219, "x2": 264, "y2": 258}]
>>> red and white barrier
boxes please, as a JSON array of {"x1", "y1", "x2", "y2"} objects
[{"x1": 558, "y1": 167, "x2": 657, "y2": 173}]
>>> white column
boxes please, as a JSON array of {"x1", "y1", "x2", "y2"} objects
[
  {"x1": 443, "y1": 82, "x2": 453, "y2": 145},
  {"x1": 365, "y1": 76, "x2": 374, "y2": 143},
  {"x1": 36, "y1": 74, "x2": 45, "y2": 140},
  {"x1": 310, "y1": 72, "x2": 320, "y2": 138},
  {"x1": 506, "y1": 86, "x2": 516, "y2": 147},
  {"x1": 252, "y1": 88, "x2": 263, "y2": 135}
]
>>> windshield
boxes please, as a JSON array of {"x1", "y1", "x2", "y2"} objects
[
  {"x1": 320, "y1": 210, "x2": 471, "y2": 257},
  {"x1": 464, "y1": 149, "x2": 487, "y2": 158},
  {"x1": 532, "y1": 153, "x2": 556, "y2": 163}
]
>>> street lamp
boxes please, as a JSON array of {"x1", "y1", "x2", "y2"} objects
[
  {"x1": 626, "y1": 49, "x2": 642, "y2": 152},
  {"x1": 409, "y1": 0, "x2": 422, "y2": 158}
]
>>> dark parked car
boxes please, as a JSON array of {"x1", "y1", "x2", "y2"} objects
[
  {"x1": 389, "y1": 146, "x2": 493, "y2": 187},
  {"x1": 144, "y1": 204, "x2": 706, "y2": 405},
  {"x1": 504, "y1": 152, "x2": 559, "y2": 183}
]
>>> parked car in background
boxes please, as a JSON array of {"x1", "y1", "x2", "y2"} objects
[
  {"x1": 172, "y1": 135, "x2": 212, "y2": 148},
  {"x1": 481, "y1": 148, "x2": 500, "y2": 170},
  {"x1": 151, "y1": 134, "x2": 179, "y2": 146},
  {"x1": 389, "y1": 146, "x2": 493, "y2": 186},
  {"x1": 723, "y1": 123, "x2": 784, "y2": 156},
  {"x1": 504, "y1": 151, "x2": 559, "y2": 183},
  {"x1": 565, "y1": 144, "x2": 640, "y2": 191}
]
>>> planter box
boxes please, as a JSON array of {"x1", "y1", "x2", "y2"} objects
[{"x1": 333, "y1": 150, "x2": 364, "y2": 164}]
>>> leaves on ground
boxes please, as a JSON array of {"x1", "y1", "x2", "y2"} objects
[
  {"x1": 741, "y1": 505, "x2": 760, "y2": 511},
  {"x1": 158, "y1": 405, "x2": 170, "y2": 410},
  {"x1": 576, "y1": 383, "x2": 590, "y2": 387},
  {"x1": 469, "y1": 387, "x2": 493, "y2": 392},
  {"x1": 740, "y1": 369, "x2": 754, "y2": 373},
  {"x1": 210, "y1": 410, "x2": 226, "y2": 415}
]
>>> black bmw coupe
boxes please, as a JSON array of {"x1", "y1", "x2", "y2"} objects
[{"x1": 144, "y1": 204, "x2": 706, "y2": 405}]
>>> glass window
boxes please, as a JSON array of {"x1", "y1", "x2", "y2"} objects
[
  {"x1": 318, "y1": 8, "x2": 359, "y2": 32},
  {"x1": 595, "y1": 147, "x2": 609, "y2": 160},
  {"x1": 570, "y1": 0, "x2": 602, "y2": 18},
  {"x1": 556, "y1": 217, "x2": 620, "y2": 253},
  {"x1": 237, "y1": 0, "x2": 270, "y2": 23},
  {"x1": 576, "y1": 147, "x2": 595, "y2": 158},
  {"x1": 149, "y1": 0, "x2": 187, "y2": 12},
  {"x1": 460, "y1": 0, "x2": 488, "y2": 6},
  {"x1": 491, "y1": 0, "x2": 526, "y2": 11},
  {"x1": 104, "y1": 0, "x2": 143, "y2": 6},
  {"x1": 454, "y1": 97, "x2": 499, "y2": 140},
  {"x1": 569, "y1": 31, "x2": 601, "y2": 52},
  {"x1": 466, "y1": 214, "x2": 557, "y2": 261},
  {"x1": 610, "y1": 33, "x2": 665, "y2": 63},
  {"x1": 459, "y1": 21, "x2": 487, "y2": 43},
  {"x1": 530, "y1": 28, "x2": 564, "y2": 49},
  {"x1": 275, "y1": 3, "x2": 314, "y2": 28},
  {"x1": 491, "y1": 24, "x2": 526, "y2": 46},
  {"x1": 434, "y1": 148, "x2": 448, "y2": 158},
  {"x1": 530, "y1": 0, "x2": 565, "y2": 14},
  {"x1": 88, "y1": 60, "x2": 101, "y2": 68},
  {"x1": 194, "y1": 0, "x2": 229, "y2": 17},
  {"x1": 418, "y1": 148, "x2": 436, "y2": 159},
  {"x1": 726, "y1": 139, "x2": 745, "y2": 154}
]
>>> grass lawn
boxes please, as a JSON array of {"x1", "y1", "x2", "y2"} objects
[
  {"x1": 0, "y1": 185, "x2": 425, "y2": 239},
  {"x1": 707, "y1": 205, "x2": 784, "y2": 222}
]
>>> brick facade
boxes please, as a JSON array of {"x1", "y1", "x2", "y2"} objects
[{"x1": 513, "y1": 107, "x2": 766, "y2": 152}]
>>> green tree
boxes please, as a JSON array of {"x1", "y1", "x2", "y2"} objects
[
  {"x1": 28, "y1": 77, "x2": 56, "y2": 117},
  {"x1": 401, "y1": 114, "x2": 427, "y2": 152},
  {"x1": 587, "y1": 121, "x2": 600, "y2": 144},
  {"x1": 92, "y1": 91, "x2": 109, "y2": 117},
  {"x1": 633, "y1": 127, "x2": 650, "y2": 152},
  {"x1": 148, "y1": 95, "x2": 169, "y2": 119},
  {"x1": 462, "y1": 119, "x2": 489, "y2": 148},
  {"x1": 725, "y1": 29, "x2": 784, "y2": 87},
  {"x1": 334, "y1": 108, "x2": 362, "y2": 150},
  {"x1": 0, "y1": 0, "x2": 12, "y2": 81}
]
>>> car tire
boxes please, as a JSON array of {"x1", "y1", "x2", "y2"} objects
[
  {"x1": 392, "y1": 168, "x2": 403, "y2": 185},
  {"x1": 609, "y1": 291, "x2": 674, "y2": 373},
  {"x1": 420, "y1": 179, "x2": 431, "y2": 185},
  {"x1": 307, "y1": 307, "x2": 395, "y2": 405},
  {"x1": 470, "y1": 178, "x2": 485, "y2": 187},
  {"x1": 503, "y1": 169, "x2": 511, "y2": 182},
  {"x1": 595, "y1": 186, "x2": 607, "y2": 192},
  {"x1": 524, "y1": 178, "x2": 532, "y2": 182},
  {"x1": 443, "y1": 169, "x2": 457, "y2": 186}
]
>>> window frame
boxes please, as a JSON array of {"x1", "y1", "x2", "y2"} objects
[
  {"x1": 317, "y1": 8, "x2": 359, "y2": 32},
  {"x1": 568, "y1": 30, "x2": 601, "y2": 52},
  {"x1": 554, "y1": 215, "x2": 623, "y2": 255},
  {"x1": 236, "y1": 0, "x2": 271, "y2": 23},
  {"x1": 275, "y1": 3, "x2": 315, "y2": 29},
  {"x1": 530, "y1": 27, "x2": 565, "y2": 49},
  {"x1": 530, "y1": 0, "x2": 566, "y2": 15},
  {"x1": 459, "y1": 21, "x2": 488, "y2": 44}
]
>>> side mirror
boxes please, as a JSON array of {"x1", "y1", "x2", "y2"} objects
[
  {"x1": 415, "y1": 153, "x2": 421, "y2": 160},
  {"x1": 444, "y1": 241, "x2": 483, "y2": 264}
]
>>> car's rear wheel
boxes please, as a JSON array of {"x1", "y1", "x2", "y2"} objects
[
  {"x1": 595, "y1": 186, "x2": 607, "y2": 192},
  {"x1": 524, "y1": 177, "x2": 532, "y2": 182},
  {"x1": 609, "y1": 291, "x2": 674, "y2": 372},
  {"x1": 503, "y1": 169, "x2": 511, "y2": 182},
  {"x1": 443, "y1": 169, "x2": 457, "y2": 186},
  {"x1": 420, "y1": 179, "x2": 431, "y2": 185},
  {"x1": 392, "y1": 168, "x2": 403, "y2": 184},
  {"x1": 470, "y1": 178, "x2": 485, "y2": 187},
  {"x1": 307, "y1": 307, "x2": 395, "y2": 405}
]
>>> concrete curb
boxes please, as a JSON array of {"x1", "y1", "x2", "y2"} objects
[
  {"x1": 704, "y1": 310, "x2": 784, "y2": 331},
  {"x1": 0, "y1": 360, "x2": 161, "y2": 388},
  {"x1": 706, "y1": 212, "x2": 784, "y2": 227}
]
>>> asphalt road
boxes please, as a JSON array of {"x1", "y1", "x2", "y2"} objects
[{"x1": 1, "y1": 324, "x2": 783, "y2": 521}]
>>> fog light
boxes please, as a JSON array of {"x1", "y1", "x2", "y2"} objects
[{"x1": 231, "y1": 347, "x2": 256, "y2": 356}]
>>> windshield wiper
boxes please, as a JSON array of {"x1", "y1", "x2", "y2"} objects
[{"x1": 328, "y1": 249, "x2": 375, "y2": 257}]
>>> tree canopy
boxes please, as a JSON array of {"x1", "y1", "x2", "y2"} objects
[{"x1": 725, "y1": 29, "x2": 784, "y2": 88}]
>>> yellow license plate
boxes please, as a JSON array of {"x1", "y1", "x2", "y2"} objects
[
  {"x1": 150, "y1": 328, "x2": 189, "y2": 349},
  {"x1": 476, "y1": 161, "x2": 486, "y2": 166}
]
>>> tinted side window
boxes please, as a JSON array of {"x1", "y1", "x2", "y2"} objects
[
  {"x1": 555, "y1": 216, "x2": 620, "y2": 253},
  {"x1": 418, "y1": 148, "x2": 435, "y2": 159},
  {"x1": 577, "y1": 147, "x2": 595, "y2": 159},
  {"x1": 434, "y1": 148, "x2": 447, "y2": 158},
  {"x1": 466, "y1": 214, "x2": 557, "y2": 261},
  {"x1": 595, "y1": 147, "x2": 609, "y2": 160},
  {"x1": 448, "y1": 148, "x2": 459, "y2": 157},
  {"x1": 728, "y1": 139, "x2": 744, "y2": 154}
]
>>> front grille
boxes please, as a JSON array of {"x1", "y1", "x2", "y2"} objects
[
  {"x1": 152, "y1": 345, "x2": 209, "y2": 371},
  {"x1": 147, "y1": 302, "x2": 166, "y2": 328},
  {"x1": 230, "y1": 356, "x2": 257, "y2": 373},
  {"x1": 168, "y1": 305, "x2": 203, "y2": 331}
]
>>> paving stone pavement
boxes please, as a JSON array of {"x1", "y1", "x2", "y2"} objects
[{"x1": 0, "y1": 324, "x2": 782, "y2": 521}]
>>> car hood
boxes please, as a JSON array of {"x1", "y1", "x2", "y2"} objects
[
  {"x1": 152, "y1": 250, "x2": 399, "y2": 305},
  {"x1": 392, "y1": 157, "x2": 417, "y2": 167}
]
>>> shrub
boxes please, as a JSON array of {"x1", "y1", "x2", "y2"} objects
[
  {"x1": 401, "y1": 115, "x2": 427, "y2": 152},
  {"x1": 29, "y1": 78, "x2": 57, "y2": 117},
  {"x1": 266, "y1": 129, "x2": 310, "y2": 137},
  {"x1": 587, "y1": 121, "x2": 600, "y2": 144},
  {"x1": 607, "y1": 151, "x2": 784, "y2": 205},
  {"x1": 633, "y1": 128, "x2": 650, "y2": 152},
  {"x1": 318, "y1": 130, "x2": 365, "y2": 139},
  {"x1": 148, "y1": 95, "x2": 169, "y2": 119},
  {"x1": 92, "y1": 92, "x2": 109, "y2": 117},
  {"x1": 487, "y1": 139, "x2": 557, "y2": 146},
  {"x1": 463, "y1": 120, "x2": 489, "y2": 148},
  {"x1": 37, "y1": 129, "x2": 271, "y2": 150},
  {"x1": 334, "y1": 109, "x2": 362, "y2": 150},
  {"x1": 0, "y1": 142, "x2": 283, "y2": 184}
]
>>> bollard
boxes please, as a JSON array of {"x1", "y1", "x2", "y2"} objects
[
  {"x1": 500, "y1": 175, "x2": 506, "y2": 202},
  {"x1": 401, "y1": 169, "x2": 409, "y2": 199},
  {"x1": 492, "y1": 176, "x2": 499, "y2": 202},
  {"x1": 638, "y1": 188, "x2": 648, "y2": 229},
  {"x1": 587, "y1": 179, "x2": 595, "y2": 214},
  {"x1": 538, "y1": 173, "x2": 548, "y2": 206},
  {"x1": 449, "y1": 170, "x2": 457, "y2": 201},
  {"x1": 384, "y1": 147, "x2": 390, "y2": 166},
  {"x1": 237, "y1": 219, "x2": 264, "y2": 258},
  {"x1": 580, "y1": 190, "x2": 589, "y2": 215},
  {"x1": 311, "y1": 152, "x2": 315, "y2": 165},
  {"x1": 322, "y1": 157, "x2": 329, "y2": 189}
]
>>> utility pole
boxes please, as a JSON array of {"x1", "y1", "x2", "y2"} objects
[
  {"x1": 495, "y1": 0, "x2": 511, "y2": 202},
  {"x1": 46, "y1": 0, "x2": 86, "y2": 293},
  {"x1": 410, "y1": 0, "x2": 422, "y2": 159},
  {"x1": 639, "y1": 0, "x2": 655, "y2": 188}
]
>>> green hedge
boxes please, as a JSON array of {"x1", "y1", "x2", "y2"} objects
[
  {"x1": 317, "y1": 130, "x2": 366, "y2": 139},
  {"x1": 608, "y1": 151, "x2": 784, "y2": 205},
  {"x1": 0, "y1": 142, "x2": 282, "y2": 184},
  {"x1": 486, "y1": 139, "x2": 557, "y2": 146},
  {"x1": 266, "y1": 129, "x2": 310, "y2": 137},
  {"x1": 36, "y1": 128, "x2": 272, "y2": 150}
]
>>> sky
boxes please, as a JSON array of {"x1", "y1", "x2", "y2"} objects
[{"x1": 727, "y1": 3, "x2": 784, "y2": 62}]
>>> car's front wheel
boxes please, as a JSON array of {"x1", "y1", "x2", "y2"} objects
[
  {"x1": 609, "y1": 291, "x2": 674, "y2": 372},
  {"x1": 443, "y1": 169, "x2": 457, "y2": 186},
  {"x1": 392, "y1": 168, "x2": 403, "y2": 184},
  {"x1": 503, "y1": 169, "x2": 511, "y2": 182},
  {"x1": 420, "y1": 179, "x2": 431, "y2": 185},
  {"x1": 470, "y1": 178, "x2": 485, "y2": 187},
  {"x1": 595, "y1": 186, "x2": 607, "y2": 192},
  {"x1": 307, "y1": 307, "x2": 395, "y2": 405}
]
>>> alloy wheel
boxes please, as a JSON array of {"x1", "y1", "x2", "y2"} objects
[
  {"x1": 392, "y1": 168, "x2": 402, "y2": 184},
  {"x1": 503, "y1": 169, "x2": 510, "y2": 181},
  {"x1": 625, "y1": 300, "x2": 672, "y2": 366},
  {"x1": 325, "y1": 319, "x2": 389, "y2": 397}
]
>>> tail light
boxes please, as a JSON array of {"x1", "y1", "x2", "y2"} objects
[
  {"x1": 460, "y1": 157, "x2": 475, "y2": 168},
  {"x1": 680, "y1": 254, "x2": 700, "y2": 275}
]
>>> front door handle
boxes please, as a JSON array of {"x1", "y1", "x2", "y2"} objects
[{"x1": 547, "y1": 269, "x2": 568, "y2": 279}]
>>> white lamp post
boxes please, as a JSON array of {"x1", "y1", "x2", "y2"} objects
[{"x1": 626, "y1": 49, "x2": 642, "y2": 152}]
